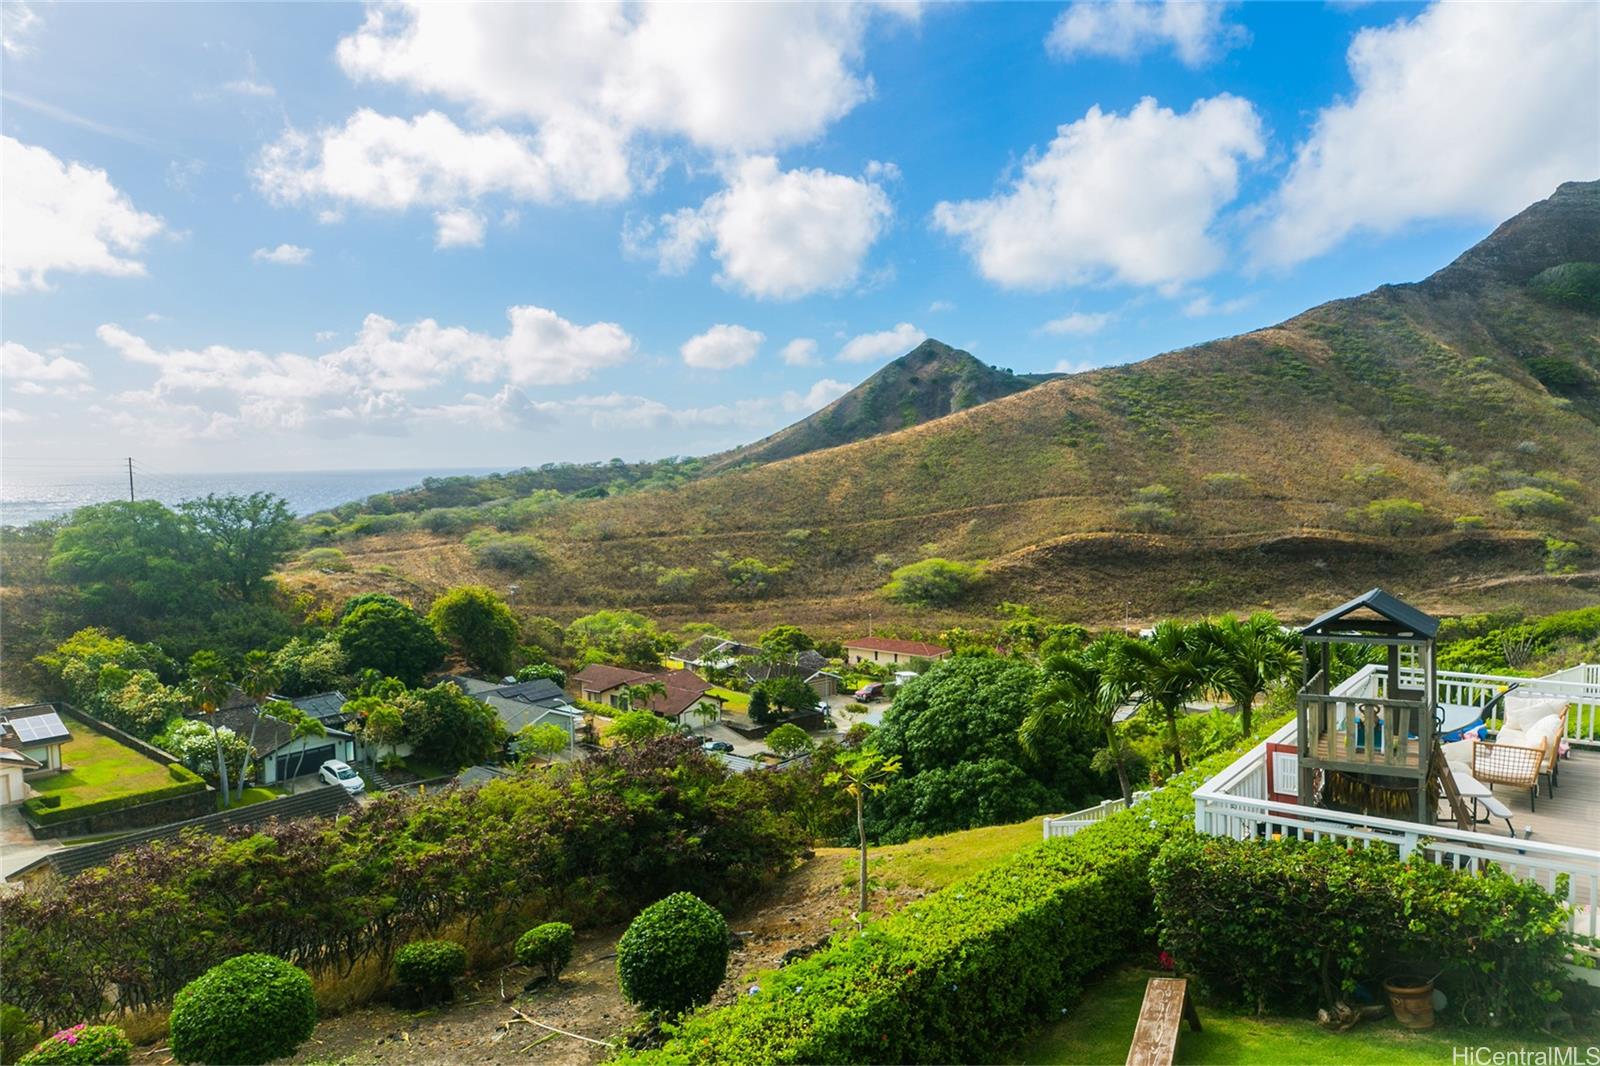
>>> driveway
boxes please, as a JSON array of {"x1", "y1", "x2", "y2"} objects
[{"x1": 0, "y1": 803, "x2": 60, "y2": 882}]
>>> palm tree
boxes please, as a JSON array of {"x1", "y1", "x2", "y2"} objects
[
  {"x1": 825, "y1": 749, "x2": 902, "y2": 923},
  {"x1": 624, "y1": 680, "x2": 669, "y2": 715},
  {"x1": 1023, "y1": 633, "x2": 1137, "y2": 803},
  {"x1": 186, "y1": 651, "x2": 234, "y2": 807},
  {"x1": 1204, "y1": 613, "x2": 1301, "y2": 736},
  {"x1": 234, "y1": 650, "x2": 283, "y2": 801},
  {"x1": 1114, "y1": 621, "x2": 1224, "y2": 774}
]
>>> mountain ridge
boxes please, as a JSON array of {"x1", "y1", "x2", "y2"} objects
[{"x1": 290, "y1": 181, "x2": 1600, "y2": 630}]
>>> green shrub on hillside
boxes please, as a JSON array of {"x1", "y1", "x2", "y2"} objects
[
  {"x1": 15, "y1": 1024, "x2": 131, "y2": 1065},
  {"x1": 1200, "y1": 472, "x2": 1250, "y2": 497},
  {"x1": 1494, "y1": 486, "x2": 1569, "y2": 518},
  {"x1": 1120, "y1": 502, "x2": 1178, "y2": 533},
  {"x1": 1453, "y1": 514, "x2": 1486, "y2": 532},
  {"x1": 516, "y1": 923, "x2": 575, "y2": 981},
  {"x1": 1544, "y1": 537, "x2": 1583, "y2": 575},
  {"x1": 298, "y1": 547, "x2": 351, "y2": 571},
  {"x1": 881, "y1": 558, "x2": 982, "y2": 607},
  {"x1": 168, "y1": 954, "x2": 316, "y2": 1065},
  {"x1": 1526, "y1": 357, "x2": 1583, "y2": 392},
  {"x1": 464, "y1": 531, "x2": 547, "y2": 571},
  {"x1": 393, "y1": 940, "x2": 467, "y2": 1005},
  {"x1": 1356, "y1": 497, "x2": 1431, "y2": 536},
  {"x1": 1152, "y1": 835, "x2": 1570, "y2": 1024},
  {"x1": 1528, "y1": 261, "x2": 1600, "y2": 313},
  {"x1": 617, "y1": 892, "x2": 729, "y2": 1016}
]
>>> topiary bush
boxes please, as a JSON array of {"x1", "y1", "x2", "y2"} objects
[
  {"x1": 392, "y1": 940, "x2": 467, "y2": 1005},
  {"x1": 15, "y1": 1024, "x2": 132, "y2": 1065},
  {"x1": 515, "y1": 922, "x2": 575, "y2": 981},
  {"x1": 616, "y1": 892, "x2": 729, "y2": 1016},
  {"x1": 167, "y1": 954, "x2": 315, "y2": 1066}
]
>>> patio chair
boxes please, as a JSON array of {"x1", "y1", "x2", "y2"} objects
[{"x1": 1470, "y1": 738, "x2": 1543, "y2": 811}]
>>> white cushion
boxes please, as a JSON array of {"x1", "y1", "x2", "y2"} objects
[
  {"x1": 1502, "y1": 694, "x2": 1568, "y2": 732},
  {"x1": 1495, "y1": 726, "x2": 1533, "y2": 749},
  {"x1": 1524, "y1": 714, "x2": 1564, "y2": 752},
  {"x1": 1441, "y1": 738, "x2": 1476, "y2": 769}
]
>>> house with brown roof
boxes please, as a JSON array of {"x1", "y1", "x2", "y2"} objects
[
  {"x1": 570, "y1": 664, "x2": 725, "y2": 722},
  {"x1": 842, "y1": 637, "x2": 952, "y2": 668}
]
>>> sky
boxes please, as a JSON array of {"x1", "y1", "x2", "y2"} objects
[{"x1": 2, "y1": 0, "x2": 1597, "y2": 474}]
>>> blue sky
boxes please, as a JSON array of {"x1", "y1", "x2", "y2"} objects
[{"x1": 3, "y1": 1, "x2": 1596, "y2": 473}]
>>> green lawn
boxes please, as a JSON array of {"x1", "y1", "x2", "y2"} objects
[
  {"x1": 1007, "y1": 967, "x2": 1565, "y2": 1065},
  {"x1": 30, "y1": 729, "x2": 178, "y2": 810},
  {"x1": 226, "y1": 786, "x2": 283, "y2": 809},
  {"x1": 707, "y1": 686, "x2": 750, "y2": 712}
]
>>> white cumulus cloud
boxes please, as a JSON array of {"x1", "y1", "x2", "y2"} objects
[
  {"x1": 1254, "y1": 2, "x2": 1600, "y2": 268},
  {"x1": 252, "y1": 243, "x2": 311, "y2": 265},
  {"x1": 1047, "y1": 0, "x2": 1247, "y2": 67},
  {"x1": 434, "y1": 208, "x2": 487, "y2": 249},
  {"x1": 781, "y1": 338, "x2": 819, "y2": 366},
  {"x1": 2, "y1": 341, "x2": 92, "y2": 383},
  {"x1": 838, "y1": 322, "x2": 924, "y2": 363},
  {"x1": 680, "y1": 324, "x2": 764, "y2": 370},
  {"x1": 2, "y1": 135, "x2": 165, "y2": 292},
  {"x1": 933, "y1": 95, "x2": 1264, "y2": 290},
  {"x1": 638, "y1": 156, "x2": 893, "y2": 300},
  {"x1": 1040, "y1": 311, "x2": 1114, "y2": 336},
  {"x1": 784, "y1": 377, "x2": 852, "y2": 413},
  {"x1": 93, "y1": 304, "x2": 634, "y2": 439}
]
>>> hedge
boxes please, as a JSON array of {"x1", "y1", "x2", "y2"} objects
[
  {"x1": 168, "y1": 954, "x2": 316, "y2": 1065},
  {"x1": 630, "y1": 716, "x2": 1292, "y2": 1064},
  {"x1": 1152, "y1": 834, "x2": 1572, "y2": 1025},
  {"x1": 22, "y1": 765, "x2": 205, "y2": 826}
]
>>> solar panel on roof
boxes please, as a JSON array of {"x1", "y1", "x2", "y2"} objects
[{"x1": 4, "y1": 712, "x2": 66, "y2": 742}]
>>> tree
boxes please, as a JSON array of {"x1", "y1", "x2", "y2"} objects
[
  {"x1": 276, "y1": 706, "x2": 329, "y2": 781},
  {"x1": 760, "y1": 625, "x2": 814, "y2": 658},
  {"x1": 715, "y1": 554, "x2": 789, "y2": 599},
  {"x1": 747, "y1": 686, "x2": 773, "y2": 725},
  {"x1": 1202, "y1": 613, "x2": 1301, "y2": 736},
  {"x1": 515, "y1": 662, "x2": 566, "y2": 687},
  {"x1": 566, "y1": 609, "x2": 672, "y2": 668},
  {"x1": 1114, "y1": 620, "x2": 1224, "y2": 774},
  {"x1": 178, "y1": 492, "x2": 299, "y2": 600},
  {"x1": 881, "y1": 558, "x2": 981, "y2": 607},
  {"x1": 623, "y1": 679, "x2": 668, "y2": 714},
  {"x1": 426, "y1": 585, "x2": 521, "y2": 676},
  {"x1": 516, "y1": 722, "x2": 569, "y2": 762},
  {"x1": 345, "y1": 695, "x2": 404, "y2": 767},
  {"x1": 336, "y1": 595, "x2": 446, "y2": 687},
  {"x1": 398, "y1": 682, "x2": 505, "y2": 770},
  {"x1": 271, "y1": 636, "x2": 348, "y2": 697},
  {"x1": 759, "y1": 675, "x2": 817, "y2": 717},
  {"x1": 610, "y1": 710, "x2": 671, "y2": 746},
  {"x1": 766, "y1": 723, "x2": 815, "y2": 759},
  {"x1": 826, "y1": 749, "x2": 901, "y2": 921},
  {"x1": 185, "y1": 651, "x2": 234, "y2": 806},
  {"x1": 233, "y1": 651, "x2": 283, "y2": 801},
  {"x1": 48, "y1": 501, "x2": 203, "y2": 629},
  {"x1": 1023, "y1": 634, "x2": 1137, "y2": 803}
]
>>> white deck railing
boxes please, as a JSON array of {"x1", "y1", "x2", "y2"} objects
[
  {"x1": 1043, "y1": 796, "x2": 1129, "y2": 839},
  {"x1": 1192, "y1": 717, "x2": 1600, "y2": 938},
  {"x1": 1396, "y1": 660, "x2": 1600, "y2": 749}
]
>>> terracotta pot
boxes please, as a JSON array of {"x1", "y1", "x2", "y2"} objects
[{"x1": 1383, "y1": 976, "x2": 1436, "y2": 1030}]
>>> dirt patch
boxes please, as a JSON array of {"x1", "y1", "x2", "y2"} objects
[{"x1": 129, "y1": 847, "x2": 910, "y2": 1065}]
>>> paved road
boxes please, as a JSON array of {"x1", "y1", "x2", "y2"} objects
[{"x1": 0, "y1": 804, "x2": 61, "y2": 882}]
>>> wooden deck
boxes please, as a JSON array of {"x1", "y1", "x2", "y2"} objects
[{"x1": 1482, "y1": 748, "x2": 1600, "y2": 851}]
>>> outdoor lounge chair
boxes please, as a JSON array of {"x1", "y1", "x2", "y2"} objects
[{"x1": 1470, "y1": 738, "x2": 1543, "y2": 811}]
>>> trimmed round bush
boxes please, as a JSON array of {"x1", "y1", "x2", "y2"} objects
[
  {"x1": 516, "y1": 922, "x2": 575, "y2": 981},
  {"x1": 616, "y1": 892, "x2": 729, "y2": 1015},
  {"x1": 16, "y1": 1025, "x2": 131, "y2": 1066},
  {"x1": 393, "y1": 940, "x2": 467, "y2": 1004},
  {"x1": 168, "y1": 954, "x2": 315, "y2": 1066}
]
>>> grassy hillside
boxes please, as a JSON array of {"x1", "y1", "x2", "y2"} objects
[
  {"x1": 286, "y1": 182, "x2": 1600, "y2": 633},
  {"x1": 705, "y1": 339, "x2": 1055, "y2": 470}
]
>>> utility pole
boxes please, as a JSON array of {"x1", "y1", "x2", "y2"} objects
[{"x1": 127, "y1": 457, "x2": 135, "y2": 502}]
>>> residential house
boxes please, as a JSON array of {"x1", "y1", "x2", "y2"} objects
[
  {"x1": 741, "y1": 649, "x2": 841, "y2": 699},
  {"x1": 446, "y1": 676, "x2": 584, "y2": 750},
  {"x1": 0, "y1": 732, "x2": 41, "y2": 806},
  {"x1": 0, "y1": 706, "x2": 72, "y2": 771},
  {"x1": 570, "y1": 665, "x2": 725, "y2": 724},
  {"x1": 842, "y1": 637, "x2": 951, "y2": 667},
  {"x1": 200, "y1": 701, "x2": 356, "y2": 785},
  {"x1": 672, "y1": 636, "x2": 760, "y2": 671},
  {"x1": 282, "y1": 690, "x2": 353, "y2": 730}
]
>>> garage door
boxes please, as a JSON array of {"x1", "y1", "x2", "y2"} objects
[{"x1": 276, "y1": 744, "x2": 336, "y2": 782}]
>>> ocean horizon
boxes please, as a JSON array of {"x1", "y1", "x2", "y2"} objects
[{"x1": 0, "y1": 465, "x2": 508, "y2": 526}]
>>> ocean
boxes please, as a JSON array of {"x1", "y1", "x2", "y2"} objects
[{"x1": 0, "y1": 465, "x2": 506, "y2": 526}]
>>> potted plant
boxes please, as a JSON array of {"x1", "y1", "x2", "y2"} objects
[{"x1": 1382, "y1": 973, "x2": 1437, "y2": 1029}]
